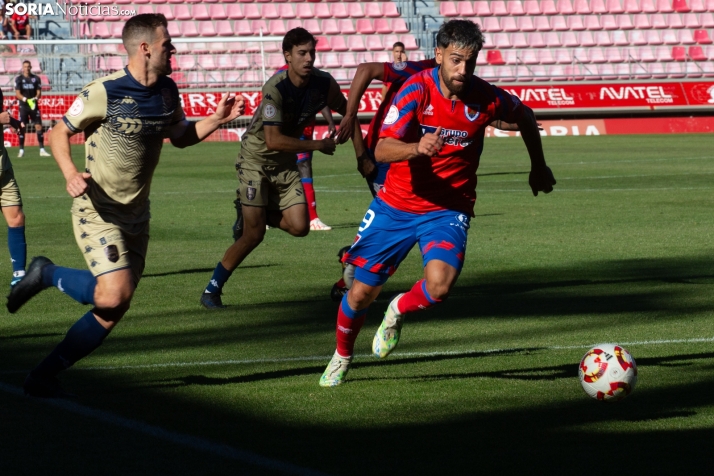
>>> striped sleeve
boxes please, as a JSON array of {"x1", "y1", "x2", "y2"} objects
[
  {"x1": 492, "y1": 85, "x2": 526, "y2": 123},
  {"x1": 378, "y1": 76, "x2": 424, "y2": 141}
]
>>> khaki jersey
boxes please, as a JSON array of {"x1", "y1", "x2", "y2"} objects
[
  {"x1": 240, "y1": 68, "x2": 346, "y2": 166},
  {"x1": 63, "y1": 68, "x2": 185, "y2": 226}
]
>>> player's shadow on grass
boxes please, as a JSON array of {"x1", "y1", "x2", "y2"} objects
[
  {"x1": 477, "y1": 171, "x2": 529, "y2": 176},
  {"x1": 143, "y1": 264, "x2": 277, "y2": 278},
  {"x1": 324, "y1": 222, "x2": 363, "y2": 230},
  {"x1": 0, "y1": 332, "x2": 65, "y2": 341}
]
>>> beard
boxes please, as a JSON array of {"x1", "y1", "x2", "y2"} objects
[{"x1": 441, "y1": 69, "x2": 467, "y2": 96}]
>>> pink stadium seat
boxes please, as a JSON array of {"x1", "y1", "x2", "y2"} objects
[
  {"x1": 478, "y1": 66, "x2": 496, "y2": 80},
  {"x1": 617, "y1": 14, "x2": 635, "y2": 29},
  {"x1": 672, "y1": 45, "x2": 687, "y2": 59},
  {"x1": 269, "y1": 20, "x2": 286, "y2": 36},
  {"x1": 672, "y1": 0, "x2": 692, "y2": 12},
  {"x1": 401, "y1": 34, "x2": 419, "y2": 50},
  {"x1": 392, "y1": 18, "x2": 409, "y2": 34},
  {"x1": 683, "y1": 61, "x2": 703, "y2": 77},
  {"x1": 646, "y1": 30, "x2": 663, "y2": 44},
  {"x1": 517, "y1": 16, "x2": 536, "y2": 31},
  {"x1": 356, "y1": 18, "x2": 374, "y2": 34},
  {"x1": 303, "y1": 19, "x2": 321, "y2": 34},
  {"x1": 527, "y1": 31, "x2": 546, "y2": 47},
  {"x1": 679, "y1": 29, "x2": 695, "y2": 43},
  {"x1": 477, "y1": 52, "x2": 488, "y2": 65},
  {"x1": 606, "y1": 47, "x2": 625, "y2": 61},
  {"x1": 458, "y1": 1, "x2": 477, "y2": 16},
  {"x1": 322, "y1": 19, "x2": 339, "y2": 35},
  {"x1": 138, "y1": 6, "x2": 154, "y2": 15},
  {"x1": 524, "y1": 1, "x2": 542, "y2": 14},
  {"x1": 199, "y1": 21, "x2": 217, "y2": 36},
  {"x1": 599, "y1": 14, "x2": 616, "y2": 30},
  {"x1": 186, "y1": 72, "x2": 206, "y2": 88},
  {"x1": 383, "y1": 3, "x2": 400, "y2": 18},
  {"x1": 507, "y1": 1, "x2": 526, "y2": 15},
  {"x1": 251, "y1": 20, "x2": 268, "y2": 35},
  {"x1": 366, "y1": 36, "x2": 384, "y2": 51},
  {"x1": 181, "y1": 22, "x2": 199, "y2": 37},
  {"x1": 514, "y1": 65, "x2": 533, "y2": 81},
  {"x1": 662, "y1": 29, "x2": 679, "y2": 43},
  {"x1": 356, "y1": 52, "x2": 373, "y2": 63},
  {"x1": 579, "y1": 31, "x2": 596, "y2": 46},
  {"x1": 331, "y1": 3, "x2": 349, "y2": 19},
  {"x1": 654, "y1": 45, "x2": 673, "y2": 60},
  {"x1": 666, "y1": 62, "x2": 685, "y2": 77},
  {"x1": 348, "y1": 3, "x2": 365, "y2": 18},
  {"x1": 215, "y1": 20, "x2": 233, "y2": 36},
  {"x1": 487, "y1": 49, "x2": 506, "y2": 64},
  {"x1": 656, "y1": 0, "x2": 675, "y2": 12},
  {"x1": 176, "y1": 55, "x2": 196, "y2": 70},
  {"x1": 322, "y1": 53, "x2": 341, "y2": 68},
  {"x1": 474, "y1": 1, "x2": 493, "y2": 16},
  {"x1": 197, "y1": 55, "x2": 217, "y2": 70},
  {"x1": 339, "y1": 19, "x2": 356, "y2": 34},
  {"x1": 348, "y1": 35, "x2": 367, "y2": 51},
  {"x1": 538, "y1": 48, "x2": 556, "y2": 63},
  {"x1": 541, "y1": 0, "x2": 559, "y2": 14},
  {"x1": 562, "y1": 31, "x2": 580, "y2": 46},
  {"x1": 650, "y1": 13, "x2": 667, "y2": 28},
  {"x1": 534, "y1": 16, "x2": 552, "y2": 30},
  {"x1": 551, "y1": 16, "x2": 568, "y2": 30},
  {"x1": 315, "y1": 36, "x2": 331, "y2": 52},
  {"x1": 567, "y1": 15, "x2": 585, "y2": 30},
  {"x1": 512, "y1": 32, "x2": 529, "y2": 47},
  {"x1": 599, "y1": 63, "x2": 618, "y2": 79},
  {"x1": 192, "y1": 5, "x2": 210, "y2": 20},
  {"x1": 331, "y1": 36, "x2": 349, "y2": 52},
  {"x1": 279, "y1": 4, "x2": 296, "y2": 19},
  {"x1": 372, "y1": 52, "x2": 390, "y2": 63},
  {"x1": 589, "y1": 47, "x2": 606, "y2": 62},
  {"x1": 297, "y1": 4, "x2": 313, "y2": 19},
  {"x1": 365, "y1": 3, "x2": 383, "y2": 18},
  {"x1": 641, "y1": 0, "x2": 658, "y2": 11},
  {"x1": 214, "y1": 54, "x2": 233, "y2": 70},
  {"x1": 544, "y1": 31, "x2": 562, "y2": 46},
  {"x1": 667, "y1": 13, "x2": 685, "y2": 27},
  {"x1": 440, "y1": 2, "x2": 459, "y2": 16},
  {"x1": 689, "y1": 44, "x2": 708, "y2": 58},
  {"x1": 234, "y1": 20, "x2": 253, "y2": 36},
  {"x1": 624, "y1": 0, "x2": 641, "y2": 13},
  {"x1": 596, "y1": 31, "x2": 614, "y2": 45},
  {"x1": 92, "y1": 22, "x2": 111, "y2": 38},
  {"x1": 493, "y1": 33, "x2": 512, "y2": 47},
  {"x1": 243, "y1": 4, "x2": 260, "y2": 20},
  {"x1": 155, "y1": 5, "x2": 173, "y2": 20},
  {"x1": 557, "y1": 0, "x2": 575, "y2": 14},
  {"x1": 703, "y1": 12, "x2": 714, "y2": 27},
  {"x1": 521, "y1": 50, "x2": 539, "y2": 63},
  {"x1": 694, "y1": 29, "x2": 713, "y2": 43},
  {"x1": 612, "y1": 30, "x2": 630, "y2": 44},
  {"x1": 502, "y1": 17, "x2": 518, "y2": 31},
  {"x1": 483, "y1": 17, "x2": 502, "y2": 32},
  {"x1": 574, "y1": 0, "x2": 592, "y2": 13},
  {"x1": 340, "y1": 52, "x2": 358, "y2": 68},
  {"x1": 606, "y1": 0, "x2": 624, "y2": 13},
  {"x1": 174, "y1": 5, "x2": 191, "y2": 21},
  {"x1": 633, "y1": 14, "x2": 652, "y2": 28},
  {"x1": 227, "y1": 5, "x2": 244, "y2": 20},
  {"x1": 207, "y1": 4, "x2": 227, "y2": 20},
  {"x1": 375, "y1": 18, "x2": 392, "y2": 33},
  {"x1": 205, "y1": 71, "x2": 223, "y2": 87},
  {"x1": 683, "y1": 12, "x2": 701, "y2": 27},
  {"x1": 640, "y1": 45, "x2": 657, "y2": 60},
  {"x1": 691, "y1": 0, "x2": 707, "y2": 10},
  {"x1": 491, "y1": 1, "x2": 508, "y2": 15}
]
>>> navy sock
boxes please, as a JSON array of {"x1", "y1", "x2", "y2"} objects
[
  {"x1": 205, "y1": 262, "x2": 232, "y2": 294},
  {"x1": 7, "y1": 226, "x2": 26, "y2": 275},
  {"x1": 41, "y1": 265, "x2": 96, "y2": 305},
  {"x1": 37, "y1": 131, "x2": 44, "y2": 148},
  {"x1": 18, "y1": 131, "x2": 25, "y2": 148},
  {"x1": 31, "y1": 311, "x2": 110, "y2": 378}
]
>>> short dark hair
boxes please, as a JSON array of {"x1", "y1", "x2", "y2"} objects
[
  {"x1": 282, "y1": 27, "x2": 317, "y2": 53},
  {"x1": 392, "y1": 42, "x2": 405, "y2": 50},
  {"x1": 436, "y1": 19, "x2": 484, "y2": 52},
  {"x1": 122, "y1": 13, "x2": 168, "y2": 53},
  {"x1": 22, "y1": 60, "x2": 30, "y2": 66}
]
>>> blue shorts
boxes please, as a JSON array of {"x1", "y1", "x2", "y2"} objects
[{"x1": 343, "y1": 198, "x2": 471, "y2": 286}]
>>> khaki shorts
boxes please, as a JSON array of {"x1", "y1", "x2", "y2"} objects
[
  {"x1": 0, "y1": 168, "x2": 23, "y2": 207},
  {"x1": 71, "y1": 198, "x2": 149, "y2": 284},
  {"x1": 236, "y1": 157, "x2": 305, "y2": 210}
]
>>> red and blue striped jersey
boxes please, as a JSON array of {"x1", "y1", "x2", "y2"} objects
[
  {"x1": 378, "y1": 67, "x2": 525, "y2": 216},
  {"x1": 365, "y1": 59, "x2": 437, "y2": 151}
]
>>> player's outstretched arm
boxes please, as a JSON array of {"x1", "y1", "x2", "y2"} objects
[
  {"x1": 336, "y1": 62, "x2": 385, "y2": 144},
  {"x1": 517, "y1": 106, "x2": 556, "y2": 196},
  {"x1": 171, "y1": 93, "x2": 245, "y2": 148},
  {"x1": 264, "y1": 125, "x2": 336, "y2": 156},
  {"x1": 50, "y1": 121, "x2": 92, "y2": 198},
  {"x1": 375, "y1": 126, "x2": 444, "y2": 163}
]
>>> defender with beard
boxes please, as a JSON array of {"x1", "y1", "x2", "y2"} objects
[{"x1": 320, "y1": 19, "x2": 557, "y2": 387}]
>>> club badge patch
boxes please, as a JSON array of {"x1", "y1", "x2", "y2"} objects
[
  {"x1": 264, "y1": 104, "x2": 277, "y2": 119},
  {"x1": 68, "y1": 97, "x2": 84, "y2": 117},
  {"x1": 104, "y1": 245, "x2": 119, "y2": 263},
  {"x1": 246, "y1": 187, "x2": 256, "y2": 201},
  {"x1": 464, "y1": 104, "x2": 480, "y2": 122},
  {"x1": 384, "y1": 105, "x2": 399, "y2": 125},
  {"x1": 393, "y1": 61, "x2": 407, "y2": 71}
]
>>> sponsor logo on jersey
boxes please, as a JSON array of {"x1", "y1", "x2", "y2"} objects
[
  {"x1": 464, "y1": 104, "x2": 480, "y2": 121},
  {"x1": 116, "y1": 117, "x2": 143, "y2": 134},
  {"x1": 420, "y1": 125, "x2": 472, "y2": 147},
  {"x1": 264, "y1": 104, "x2": 277, "y2": 119},
  {"x1": 424, "y1": 104, "x2": 434, "y2": 116},
  {"x1": 393, "y1": 61, "x2": 407, "y2": 71},
  {"x1": 384, "y1": 105, "x2": 399, "y2": 125},
  {"x1": 67, "y1": 97, "x2": 84, "y2": 117}
]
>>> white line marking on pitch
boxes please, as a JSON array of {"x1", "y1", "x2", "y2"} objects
[{"x1": 0, "y1": 382, "x2": 331, "y2": 476}]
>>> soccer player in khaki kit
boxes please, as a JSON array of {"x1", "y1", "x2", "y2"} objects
[
  {"x1": 6, "y1": 13, "x2": 245, "y2": 397},
  {"x1": 201, "y1": 27, "x2": 359, "y2": 309}
]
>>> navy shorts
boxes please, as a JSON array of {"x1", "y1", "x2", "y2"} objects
[{"x1": 342, "y1": 197, "x2": 471, "y2": 286}]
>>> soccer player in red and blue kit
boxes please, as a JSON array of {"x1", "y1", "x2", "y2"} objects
[{"x1": 320, "y1": 19, "x2": 556, "y2": 387}]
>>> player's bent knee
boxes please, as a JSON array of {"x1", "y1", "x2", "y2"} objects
[{"x1": 425, "y1": 281, "x2": 452, "y2": 302}]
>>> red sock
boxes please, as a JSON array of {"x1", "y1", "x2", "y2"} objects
[
  {"x1": 302, "y1": 179, "x2": 318, "y2": 221},
  {"x1": 336, "y1": 299, "x2": 367, "y2": 357},
  {"x1": 397, "y1": 279, "x2": 441, "y2": 314}
]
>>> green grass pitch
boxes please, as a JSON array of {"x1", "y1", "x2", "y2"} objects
[{"x1": 1, "y1": 134, "x2": 713, "y2": 475}]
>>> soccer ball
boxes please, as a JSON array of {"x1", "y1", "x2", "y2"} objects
[{"x1": 578, "y1": 343, "x2": 637, "y2": 402}]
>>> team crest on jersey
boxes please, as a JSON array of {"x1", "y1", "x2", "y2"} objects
[
  {"x1": 393, "y1": 61, "x2": 407, "y2": 71},
  {"x1": 68, "y1": 97, "x2": 84, "y2": 117},
  {"x1": 384, "y1": 105, "x2": 399, "y2": 125},
  {"x1": 464, "y1": 104, "x2": 480, "y2": 121},
  {"x1": 161, "y1": 88, "x2": 173, "y2": 109},
  {"x1": 246, "y1": 187, "x2": 256, "y2": 201},
  {"x1": 264, "y1": 104, "x2": 277, "y2": 119}
]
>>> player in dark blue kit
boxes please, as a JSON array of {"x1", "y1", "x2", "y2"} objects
[{"x1": 14, "y1": 60, "x2": 50, "y2": 158}]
